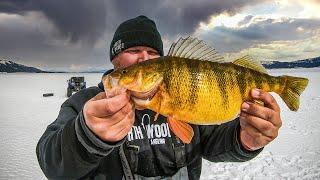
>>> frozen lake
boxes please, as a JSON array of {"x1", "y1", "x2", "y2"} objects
[{"x1": 0, "y1": 68, "x2": 319, "y2": 179}]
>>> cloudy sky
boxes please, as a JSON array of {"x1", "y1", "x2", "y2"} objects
[{"x1": 0, "y1": 0, "x2": 319, "y2": 72}]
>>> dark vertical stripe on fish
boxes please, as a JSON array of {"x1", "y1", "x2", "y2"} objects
[
  {"x1": 253, "y1": 71, "x2": 264, "y2": 89},
  {"x1": 210, "y1": 62, "x2": 229, "y2": 108},
  {"x1": 235, "y1": 66, "x2": 247, "y2": 100},
  {"x1": 269, "y1": 75, "x2": 281, "y2": 92},
  {"x1": 172, "y1": 57, "x2": 183, "y2": 109},
  {"x1": 186, "y1": 58, "x2": 200, "y2": 110},
  {"x1": 163, "y1": 57, "x2": 173, "y2": 94},
  {"x1": 245, "y1": 68, "x2": 255, "y2": 100}
]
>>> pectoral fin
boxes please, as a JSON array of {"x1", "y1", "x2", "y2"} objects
[{"x1": 167, "y1": 117, "x2": 194, "y2": 144}]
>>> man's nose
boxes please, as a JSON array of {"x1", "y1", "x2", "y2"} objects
[{"x1": 137, "y1": 50, "x2": 150, "y2": 62}]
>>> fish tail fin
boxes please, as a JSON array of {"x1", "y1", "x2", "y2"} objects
[{"x1": 279, "y1": 75, "x2": 309, "y2": 111}]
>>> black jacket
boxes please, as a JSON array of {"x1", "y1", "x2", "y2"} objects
[{"x1": 36, "y1": 73, "x2": 263, "y2": 180}]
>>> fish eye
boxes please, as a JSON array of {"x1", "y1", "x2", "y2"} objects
[{"x1": 122, "y1": 69, "x2": 127, "y2": 74}]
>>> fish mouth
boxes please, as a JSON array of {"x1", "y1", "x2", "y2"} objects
[
  {"x1": 103, "y1": 72, "x2": 162, "y2": 106},
  {"x1": 130, "y1": 83, "x2": 159, "y2": 100},
  {"x1": 130, "y1": 77, "x2": 163, "y2": 103}
]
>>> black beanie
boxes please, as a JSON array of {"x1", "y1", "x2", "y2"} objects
[{"x1": 109, "y1": 15, "x2": 164, "y2": 61}]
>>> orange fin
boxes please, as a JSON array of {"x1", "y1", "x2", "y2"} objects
[{"x1": 167, "y1": 117, "x2": 194, "y2": 144}]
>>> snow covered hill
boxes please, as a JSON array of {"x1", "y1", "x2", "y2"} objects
[
  {"x1": 262, "y1": 56, "x2": 320, "y2": 69},
  {"x1": 0, "y1": 59, "x2": 45, "y2": 73}
]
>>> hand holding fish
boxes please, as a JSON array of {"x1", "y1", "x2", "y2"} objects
[
  {"x1": 239, "y1": 88, "x2": 282, "y2": 151},
  {"x1": 83, "y1": 90, "x2": 135, "y2": 142}
]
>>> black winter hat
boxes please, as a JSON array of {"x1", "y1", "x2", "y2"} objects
[{"x1": 109, "y1": 15, "x2": 163, "y2": 61}]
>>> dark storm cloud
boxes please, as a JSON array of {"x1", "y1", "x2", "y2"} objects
[
  {"x1": 0, "y1": 0, "x2": 265, "y2": 45},
  {"x1": 200, "y1": 17, "x2": 320, "y2": 53},
  {"x1": 236, "y1": 18, "x2": 320, "y2": 40},
  {"x1": 0, "y1": 0, "x2": 107, "y2": 45},
  {"x1": 0, "y1": 0, "x2": 34, "y2": 14},
  {"x1": 0, "y1": 0, "x2": 109, "y2": 71},
  {"x1": 0, "y1": 0, "x2": 268, "y2": 71},
  {"x1": 105, "y1": 0, "x2": 264, "y2": 38}
]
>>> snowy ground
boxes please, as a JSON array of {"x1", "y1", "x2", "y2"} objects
[{"x1": 0, "y1": 68, "x2": 319, "y2": 180}]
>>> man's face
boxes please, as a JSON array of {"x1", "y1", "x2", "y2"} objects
[{"x1": 112, "y1": 46, "x2": 160, "y2": 69}]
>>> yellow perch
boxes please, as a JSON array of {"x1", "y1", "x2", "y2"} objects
[{"x1": 103, "y1": 37, "x2": 309, "y2": 144}]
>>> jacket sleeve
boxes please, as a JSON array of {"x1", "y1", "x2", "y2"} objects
[
  {"x1": 200, "y1": 118, "x2": 263, "y2": 162},
  {"x1": 36, "y1": 87, "x2": 125, "y2": 179}
]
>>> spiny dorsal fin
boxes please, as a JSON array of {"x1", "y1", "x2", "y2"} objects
[
  {"x1": 232, "y1": 55, "x2": 268, "y2": 74},
  {"x1": 167, "y1": 36, "x2": 224, "y2": 62}
]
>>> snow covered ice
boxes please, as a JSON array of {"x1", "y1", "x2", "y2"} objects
[{"x1": 0, "y1": 69, "x2": 319, "y2": 179}]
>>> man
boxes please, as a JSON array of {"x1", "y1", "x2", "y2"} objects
[{"x1": 36, "y1": 15, "x2": 282, "y2": 180}]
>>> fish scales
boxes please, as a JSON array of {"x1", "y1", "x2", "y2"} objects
[
  {"x1": 165, "y1": 57, "x2": 188, "y2": 111},
  {"x1": 185, "y1": 58, "x2": 200, "y2": 111},
  {"x1": 162, "y1": 58, "x2": 285, "y2": 124},
  {"x1": 159, "y1": 58, "x2": 254, "y2": 124},
  {"x1": 103, "y1": 37, "x2": 309, "y2": 144},
  {"x1": 164, "y1": 57, "x2": 199, "y2": 118},
  {"x1": 104, "y1": 57, "x2": 307, "y2": 141},
  {"x1": 107, "y1": 57, "x2": 299, "y2": 123}
]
